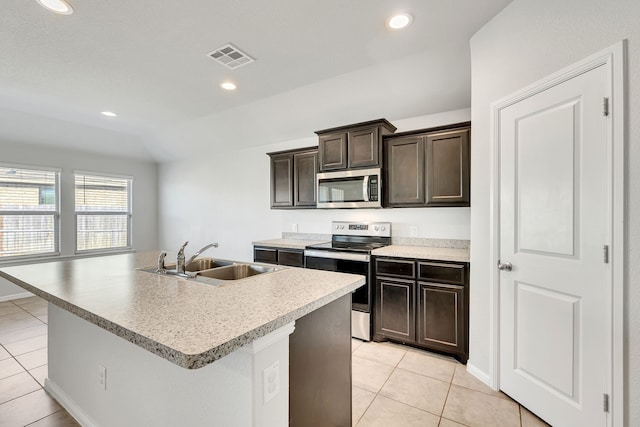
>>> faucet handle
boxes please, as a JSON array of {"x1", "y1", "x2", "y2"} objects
[{"x1": 157, "y1": 251, "x2": 167, "y2": 272}]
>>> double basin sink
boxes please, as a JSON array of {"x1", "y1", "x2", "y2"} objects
[{"x1": 140, "y1": 257, "x2": 282, "y2": 286}]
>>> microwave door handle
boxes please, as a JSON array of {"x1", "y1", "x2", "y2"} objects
[{"x1": 363, "y1": 175, "x2": 370, "y2": 202}]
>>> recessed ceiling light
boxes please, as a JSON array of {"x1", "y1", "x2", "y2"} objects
[
  {"x1": 386, "y1": 13, "x2": 413, "y2": 30},
  {"x1": 220, "y1": 82, "x2": 237, "y2": 91},
  {"x1": 35, "y1": 0, "x2": 74, "y2": 15},
  {"x1": 101, "y1": 111, "x2": 117, "y2": 117}
]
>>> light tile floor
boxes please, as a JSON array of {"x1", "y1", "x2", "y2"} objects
[
  {"x1": 351, "y1": 339, "x2": 552, "y2": 427},
  {"x1": 0, "y1": 297, "x2": 78, "y2": 427},
  {"x1": 1, "y1": 295, "x2": 551, "y2": 427}
]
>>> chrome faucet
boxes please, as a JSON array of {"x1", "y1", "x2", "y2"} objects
[
  {"x1": 176, "y1": 241, "x2": 189, "y2": 274},
  {"x1": 185, "y1": 243, "x2": 219, "y2": 266},
  {"x1": 176, "y1": 241, "x2": 219, "y2": 275}
]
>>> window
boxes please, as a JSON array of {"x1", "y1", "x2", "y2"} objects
[
  {"x1": 0, "y1": 165, "x2": 60, "y2": 259},
  {"x1": 75, "y1": 173, "x2": 132, "y2": 252}
]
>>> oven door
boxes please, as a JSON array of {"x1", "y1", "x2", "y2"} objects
[{"x1": 303, "y1": 250, "x2": 371, "y2": 313}]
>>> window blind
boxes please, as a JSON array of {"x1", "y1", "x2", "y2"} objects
[
  {"x1": 0, "y1": 166, "x2": 59, "y2": 258},
  {"x1": 75, "y1": 173, "x2": 131, "y2": 252}
]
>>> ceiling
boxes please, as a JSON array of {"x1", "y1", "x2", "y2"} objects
[{"x1": 1, "y1": 0, "x2": 512, "y2": 162}]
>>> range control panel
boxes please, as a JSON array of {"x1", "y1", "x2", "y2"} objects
[{"x1": 331, "y1": 221, "x2": 391, "y2": 237}]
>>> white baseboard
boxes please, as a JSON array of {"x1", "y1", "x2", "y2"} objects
[
  {"x1": 466, "y1": 360, "x2": 497, "y2": 391},
  {"x1": 0, "y1": 291, "x2": 34, "y2": 302},
  {"x1": 44, "y1": 378, "x2": 97, "y2": 427}
]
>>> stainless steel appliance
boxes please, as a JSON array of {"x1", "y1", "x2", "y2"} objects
[
  {"x1": 316, "y1": 168, "x2": 382, "y2": 209},
  {"x1": 304, "y1": 221, "x2": 391, "y2": 340}
]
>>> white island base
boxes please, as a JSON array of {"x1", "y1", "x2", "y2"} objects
[{"x1": 45, "y1": 304, "x2": 294, "y2": 427}]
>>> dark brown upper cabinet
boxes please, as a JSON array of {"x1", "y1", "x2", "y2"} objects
[
  {"x1": 385, "y1": 134, "x2": 426, "y2": 205},
  {"x1": 384, "y1": 122, "x2": 470, "y2": 208},
  {"x1": 268, "y1": 146, "x2": 318, "y2": 209},
  {"x1": 293, "y1": 150, "x2": 318, "y2": 207},
  {"x1": 316, "y1": 119, "x2": 396, "y2": 171},
  {"x1": 425, "y1": 128, "x2": 470, "y2": 206}
]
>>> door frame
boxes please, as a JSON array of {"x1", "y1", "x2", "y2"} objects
[{"x1": 488, "y1": 41, "x2": 626, "y2": 426}]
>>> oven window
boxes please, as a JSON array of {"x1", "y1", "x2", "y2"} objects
[{"x1": 318, "y1": 177, "x2": 365, "y2": 203}]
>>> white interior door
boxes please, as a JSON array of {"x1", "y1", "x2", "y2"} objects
[{"x1": 498, "y1": 64, "x2": 610, "y2": 427}]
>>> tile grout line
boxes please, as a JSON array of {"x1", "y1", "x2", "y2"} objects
[
  {"x1": 0, "y1": 387, "x2": 44, "y2": 410},
  {"x1": 371, "y1": 350, "x2": 452, "y2": 422},
  {"x1": 23, "y1": 408, "x2": 66, "y2": 427},
  {"x1": 0, "y1": 298, "x2": 75, "y2": 426}
]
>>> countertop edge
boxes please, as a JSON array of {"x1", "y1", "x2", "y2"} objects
[
  {"x1": 0, "y1": 270, "x2": 364, "y2": 369},
  {"x1": 186, "y1": 278, "x2": 363, "y2": 369}
]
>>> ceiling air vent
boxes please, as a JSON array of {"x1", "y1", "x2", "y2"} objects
[{"x1": 207, "y1": 43, "x2": 255, "y2": 69}]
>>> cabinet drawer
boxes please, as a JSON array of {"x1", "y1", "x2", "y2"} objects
[
  {"x1": 278, "y1": 249, "x2": 304, "y2": 267},
  {"x1": 254, "y1": 247, "x2": 278, "y2": 264},
  {"x1": 418, "y1": 262, "x2": 465, "y2": 285},
  {"x1": 375, "y1": 258, "x2": 416, "y2": 279}
]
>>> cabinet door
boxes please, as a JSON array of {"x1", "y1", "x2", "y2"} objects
[
  {"x1": 425, "y1": 128, "x2": 470, "y2": 206},
  {"x1": 293, "y1": 151, "x2": 318, "y2": 207},
  {"x1": 417, "y1": 281, "x2": 465, "y2": 354},
  {"x1": 348, "y1": 126, "x2": 380, "y2": 168},
  {"x1": 318, "y1": 133, "x2": 347, "y2": 171},
  {"x1": 270, "y1": 154, "x2": 293, "y2": 207},
  {"x1": 384, "y1": 135, "x2": 426, "y2": 206},
  {"x1": 375, "y1": 277, "x2": 415, "y2": 342}
]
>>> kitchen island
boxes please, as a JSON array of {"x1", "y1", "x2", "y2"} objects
[{"x1": 0, "y1": 252, "x2": 363, "y2": 427}]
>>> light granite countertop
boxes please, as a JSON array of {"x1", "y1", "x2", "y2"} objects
[
  {"x1": 0, "y1": 251, "x2": 363, "y2": 369},
  {"x1": 252, "y1": 238, "x2": 329, "y2": 249},
  {"x1": 372, "y1": 245, "x2": 470, "y2": 262}
]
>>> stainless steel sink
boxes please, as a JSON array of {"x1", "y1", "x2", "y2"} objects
[
  {"x1": 139, "y1": 257, "x2": 282, "y2": 285},
  {"x1": 196, "y1": 264, "x2": 279, "y2": 281},
  {"x1": 185, "y1": 258, "x2": 233, "y2": 271}
]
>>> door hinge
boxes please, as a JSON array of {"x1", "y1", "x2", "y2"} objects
[
  {"x1": 603, "y1": 97, "x2": 610, "y2": 116},
  {"x1": 603, "y1": 245, "x2": 609, "y2": 264},
  {"x1": 603, "y1": 393, "x2": 610, "y2": 413}
]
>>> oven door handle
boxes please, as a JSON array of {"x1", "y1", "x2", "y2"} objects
[
  {"x1": 304, "y1": 250, "x2": 370, "y2": 262},
  {"x1": 363, "y1": 175, "x2": 370, "y2": 202}
]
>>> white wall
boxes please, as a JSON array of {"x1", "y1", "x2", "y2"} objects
[
  {"x1": 157, "y1": 108, "x2": 471, "y2": 262},
  {"x1": 469, "y1": 0, "x2": 640, "y2": 424},
  {"x1": 0, "y1": 140, "x2": 158, "y2": 299}
]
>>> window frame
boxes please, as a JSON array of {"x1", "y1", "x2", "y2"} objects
[
  {"x1": 0, "y1": 162, "x2": 61, "y2": 262},
  {"x1": 74, "y1": 170, "x2": 133, "y2": 255}
]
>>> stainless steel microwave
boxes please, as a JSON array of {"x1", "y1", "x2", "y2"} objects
[{"x1": 316, "y1": 168, "x2": 382, "y2": 208}]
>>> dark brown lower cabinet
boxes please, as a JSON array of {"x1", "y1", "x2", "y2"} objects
[
  {"x1": 253, "y1": 246, "x2": 304, "y2": 267},
  {"x1": 253, "y1": 247, "x2": 278, "y2": 264},
  {"x1": 374, "y1": 257, "x2": 469, "y2": 363},
  {"x1": 375, "y1": 277, "x2": 415, "y2": 342},
  {"x1": 417, "y1": 281, "x2": 466, "y2": 357}
]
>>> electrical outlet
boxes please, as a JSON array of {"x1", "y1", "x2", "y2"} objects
[
  {"x1": 263, "y1": 360, "x2": 280, "y2": 404},
  {"x1": 292, "y1": 223, "x2": 298, "y2": 232},
  {"x1": 410, "y1": 226, "x2": 418, "y2": 237},
  {"x1": 98, "y1": 364, "x2": 107, "y2": 391}
]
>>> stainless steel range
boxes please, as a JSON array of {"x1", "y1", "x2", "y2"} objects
[{"x1": 304, "y1": 221, "x2": 391, "y2": 341}]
